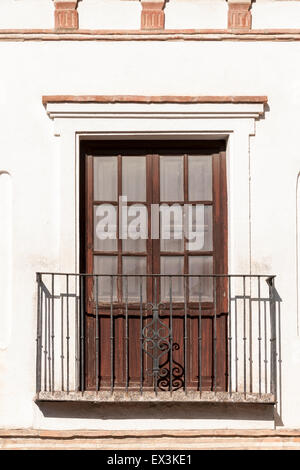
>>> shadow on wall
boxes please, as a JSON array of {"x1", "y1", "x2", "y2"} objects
[{"x1": 38, "y1": 401, "x2": 275, "y2": 424}]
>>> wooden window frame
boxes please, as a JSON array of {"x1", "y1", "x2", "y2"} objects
[{"x1": 80, "y1": 140, "x2": 228, "y2": 308}]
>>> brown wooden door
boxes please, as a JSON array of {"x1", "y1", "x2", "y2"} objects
[{"x1": 80, "y1": 141, "x2": 228, "y2": 392}]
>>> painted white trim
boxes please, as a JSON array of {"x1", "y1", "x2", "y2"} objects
[
  {"x1": 46, "y1": 102, "x2": 265, "y2": 121},
  {"x1": 44, "y1": 100, "x2": 265, "y2": 278}
]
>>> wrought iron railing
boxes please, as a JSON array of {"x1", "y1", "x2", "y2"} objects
[{"x1": 36, "y1": 273, "x2": 280, "y2": 401}]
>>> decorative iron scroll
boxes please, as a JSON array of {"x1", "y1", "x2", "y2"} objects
[
  {"x1": 142, "y1": 300, "x2": 172, "y2": 389},
  {"x1": 157, "y1": 343, "x2": 184, "y2": 391}
]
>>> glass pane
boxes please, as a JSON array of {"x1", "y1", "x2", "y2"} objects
[
  {"x1": 94, "y1": 256, "x2": 118, "y2": 301},
  {"x1": 122, "y1": 257, "x2": 147, "y2": 301},
  {"x1": 160, "y1": 256, "x2": 184, "y2": 301},
  {"x1": 122, "y1": 156, "x2": 146, "y2": 202},
  {"x1": 94, "y1": 205, "x2": 117, "y2": 251},
  {"x1": 186, "y1": 205, "x2": 213, "y2": 252},
  {"x1": 188, "y1": 155, "x2": 212, "y2": 201},
  {"x1": 160, "y1": 156, "x2": 184, "y2": 201},
  {"x1": 123, "y1": 238, "x2": 146, "y2": 253},
  {"x1": 94, "y1": 156, "x2": 118, "y2": 201},
  {"x1": 160, "y1": 204, "x2": 184, "y2": 252},
  {"x1": 122, "y1": 203, "x2": 147, "y2": 252},
  {"x1": 189, "y1": 256, "x2": 213, "y2": 302}
]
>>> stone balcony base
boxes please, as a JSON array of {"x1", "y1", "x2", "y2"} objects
[{"x1": 36, "y1": 390, "x2": 275, "y2": 404}]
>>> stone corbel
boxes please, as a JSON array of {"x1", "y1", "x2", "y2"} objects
[
  {"x1": 227, "y1": 0, "x2": 252, "y2": 31},
  {"x1": 140, "y1": 0, "x2": 166, "y2": 31},
  {"x1": 54, "y1": 0, "x2": 79, "y2": 30}
]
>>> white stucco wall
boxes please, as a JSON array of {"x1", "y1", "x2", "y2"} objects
[
  {"x1": 0, "y1": 39, "x2": 300, "y2": 429},
  {"x1": 252, "y1": 1, "x2": 300, "y2": 29},
  {"x1": 0, "y1": 0, "x2": 300, "y2": 431},
  {"x1": 78, "y1": 0, "x2": 141, "y2": 30},
  {"x1": 165, "y1": 0, "x2": 228, "y2": 29},
  {"x1": 0, "y1": 0, "x2": 53, "y2": 29}
]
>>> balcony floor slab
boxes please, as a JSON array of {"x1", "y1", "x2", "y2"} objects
[{"x1": 36, "y1": 390, "x2": 275, "y2": 404}]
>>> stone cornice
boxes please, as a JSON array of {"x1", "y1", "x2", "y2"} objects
[
  {"x1": 42, "y1": 95, "x2": 268, "y2": 106},
  {"x1": 42, "y1": 95, "x2": 267, "y2": 122},
  {"x1": 1, "y1": 29, "x2": 300, "y2": 41},
  {"x1": 1, "y1": 429, "x2": 300, "y2": 438},
  {"x1": 1, "y1": 428, "x2": 300, "y2": 451}
]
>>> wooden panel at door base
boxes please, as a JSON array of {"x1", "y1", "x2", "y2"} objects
[{"x1": 84, "y1": 307, "x2": 228, "y2": 392}]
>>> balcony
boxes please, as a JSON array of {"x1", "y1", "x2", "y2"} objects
[{"x1": 35, "y1": 274, "x2": 279, "y2": 404}]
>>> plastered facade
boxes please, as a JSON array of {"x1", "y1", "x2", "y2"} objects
[{"x1": 0, "y1": 0, "x2": 300, "y2": 437}]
